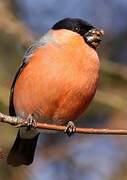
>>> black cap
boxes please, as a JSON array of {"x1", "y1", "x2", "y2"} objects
[{"x1": 52, "y1": 18, "x2": 94, "y2": 37}]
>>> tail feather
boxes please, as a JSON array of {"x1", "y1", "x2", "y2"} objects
[{"x1": 7, "y1": 131, "x2": 39, "y2": 166}]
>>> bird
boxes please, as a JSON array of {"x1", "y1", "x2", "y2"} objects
[{"x1": 7, "y1": 18, "x2": 104, "y2": 166}]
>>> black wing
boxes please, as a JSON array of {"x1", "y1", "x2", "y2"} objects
[{"x1": 9, "y1": 62, "x2": 26, "y2": 116}]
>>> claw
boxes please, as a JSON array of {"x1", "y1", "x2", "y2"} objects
[
  {"x1": 27, "y1": 114, "x2": 37, "y2": 130},
  {"x1": 15, "y1": 114, "x2": 37, "y2": 129},
  {"x1": 64, "y1": 121, "x2": 76, "y2": 137}
]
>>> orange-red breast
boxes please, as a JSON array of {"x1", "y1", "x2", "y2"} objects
[{"x1": 7, "y1": 18, "x2": 103, "y2": 166}]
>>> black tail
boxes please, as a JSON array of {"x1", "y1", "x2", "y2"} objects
[{"x1": 7, "y1": 131, "x2": 39, "y2": 166}]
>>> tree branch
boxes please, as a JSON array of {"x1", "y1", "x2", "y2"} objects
[{"x1": 0, "y1": 112, "x2": 127, "y2": 135}]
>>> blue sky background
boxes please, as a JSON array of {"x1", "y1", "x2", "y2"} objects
[{"x1": 17, "y1": 0, "x2": 127, "y2": 35}]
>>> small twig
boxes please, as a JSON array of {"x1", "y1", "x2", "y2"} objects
[{"x1": 0, "y1": 112, "x2": 127, "y2": 135}]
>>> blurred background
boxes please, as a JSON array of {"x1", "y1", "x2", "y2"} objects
[{"x1": 0, "y1": 0, "x2": 127, "y2": 179}]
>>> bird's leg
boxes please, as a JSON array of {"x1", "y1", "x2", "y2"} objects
[
  {"x1": 15, "y1": 114, "x2": 37, "y2": 129},
  {"x1": 64, "y1": 121, "x2": 76, "y2": 137},
  {"x1": 26, "y1": 114, "x2": 37, "y2": 130}
]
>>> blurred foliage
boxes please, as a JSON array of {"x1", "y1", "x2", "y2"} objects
[{"x1": 0, "y1": 0, "x2": 127, "y2": 180}]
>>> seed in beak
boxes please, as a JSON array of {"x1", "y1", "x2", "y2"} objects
[
  {"x1": 100, "y1": 29, "x2": 104, "y2": 35},
  {"x1": 95, "y1": 29, "x2": 104, "y2": 36}
]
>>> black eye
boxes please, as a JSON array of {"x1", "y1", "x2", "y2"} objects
[{"x1": 74, "y1": 26, "x2": 80, "y2": 32}]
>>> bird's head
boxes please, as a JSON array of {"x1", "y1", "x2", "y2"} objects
[{"x1": 52, "y1": 18, "x2": 104, "y2": 49}]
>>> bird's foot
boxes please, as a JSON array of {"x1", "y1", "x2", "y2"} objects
[
  {"x1": 15, "y1": 114, "x2": 37, "y2": 129},
  {"x1": 26, "y1": 114, "x2": 37, "y2": 130},
  {"x1": 64, "y1": 121, "x2": 76, "y2": 137}
]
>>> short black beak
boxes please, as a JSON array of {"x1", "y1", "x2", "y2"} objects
[{"x1": 85, "y1": 28, "x2": 104, "y2": 48}]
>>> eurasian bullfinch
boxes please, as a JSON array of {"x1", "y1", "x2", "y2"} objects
[{"x1": 7, "y1": 18, "x2": 104, "y2": 166}]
